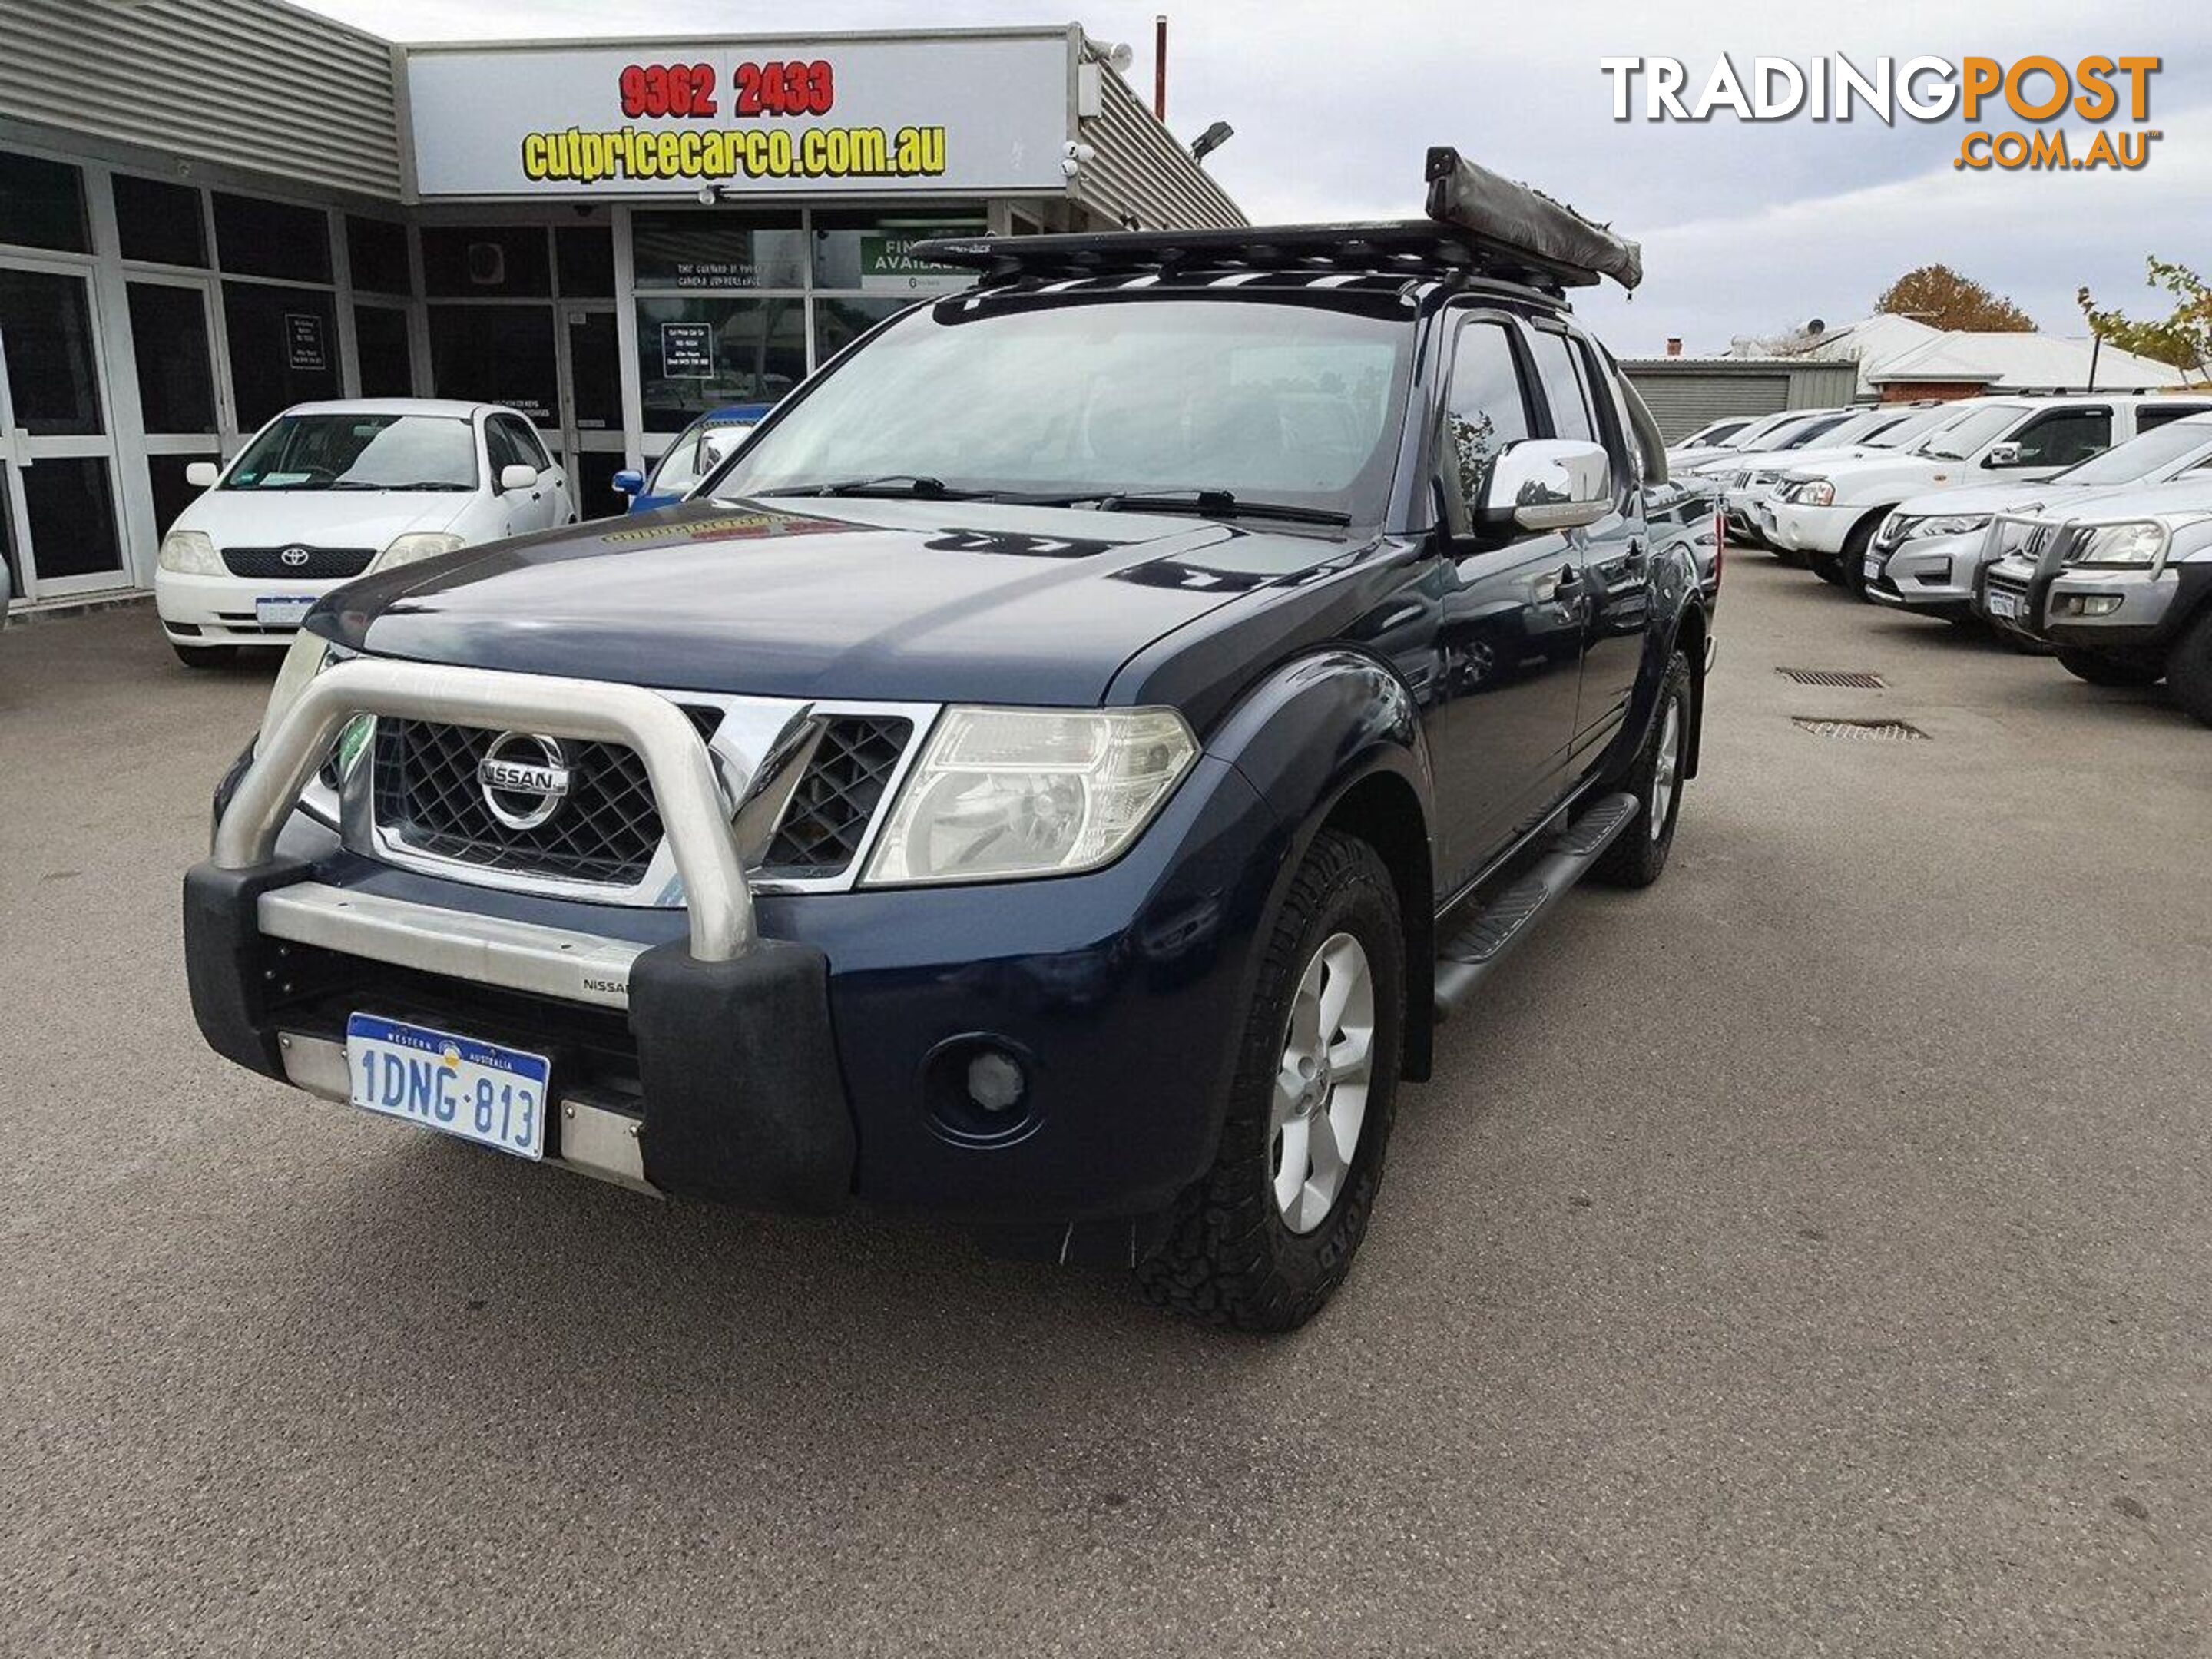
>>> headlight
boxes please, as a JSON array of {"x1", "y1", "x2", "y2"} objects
[
  {"x1": 257, "y1": 631, "x2": 335, "y2": 754},
  {"x1": 2065, "y1": 521, "x2": 2167, "y2": 568},
  {"x1": 158, "y1": 529, "x2": 222, "y2": 574},
  {"x1": 863, "y1": 707, "x2": 1197, "y2": 886},
  {"x1": 1905, "y1": 514, "x2": 1992, "y2": 541},
  {"x1": 373, "y1": 531, "x2": 467, "y2": 572},
  {"x1": 1787, "y1": 480, "x2": 1834, "y2": 506}
]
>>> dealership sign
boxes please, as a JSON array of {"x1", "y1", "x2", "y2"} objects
[{"x1": 404, "y1": 33, "x2": 1075, "y2": 198}]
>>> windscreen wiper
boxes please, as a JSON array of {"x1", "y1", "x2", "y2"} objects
[
  {"x1": 764, "y1": 475, "x2": 992, "y2": 500},
  {"x1": 1086, "y1": 488, "x2": 1351, "y2": 526}
]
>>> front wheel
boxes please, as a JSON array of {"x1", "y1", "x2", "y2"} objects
[
  {"x1": 1839, "y1": 518, "x2": 1881, "y2": 597},
  {"x1": 1593, "y1": 650, "x2": 1693, "y2": 889},
  {"x1": 1136, "y1": 830, "x2": 1405, "y2": 1333},
  {"x1": 2164, "y1": 611, "x2": 2212, "y2": 726},
  {"x1": 2055, "y1": 650, "x2": 2163, "y2": 688}
]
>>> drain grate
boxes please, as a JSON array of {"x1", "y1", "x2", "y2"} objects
[
  {"x1": 1792, "y1": 716, "x2": 1929, "y2": 742},
  {"x1": 1777, "y1": 667, "x2": 1887, "y2": 689}
]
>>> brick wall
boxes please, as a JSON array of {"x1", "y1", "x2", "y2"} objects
[{"x1": 1878, "y1": 382, "x2": 1987, "y2": 403}]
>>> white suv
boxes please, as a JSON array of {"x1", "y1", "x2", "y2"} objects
[
  {"x1": 154, "y1": 399, "x2": 573, "y2": 667},
  {"x1": 1765, "y1": 394, "x2": 2193, "y2": 593}
]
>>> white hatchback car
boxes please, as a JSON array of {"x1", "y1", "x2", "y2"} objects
[{"x1": 155, "y1": 399, "x2": 573, "y2": 667}]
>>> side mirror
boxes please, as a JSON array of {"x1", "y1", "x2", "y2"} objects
[
  {"x1": 185, "y1": 460, "x2": 220, "y2": 489},
  {"x1": 1983, "y1": 441, "x2": 2023, "y2": 469},
  {"x1": 612, "y1": 469, "x2": 646, "y2": 497},
  {"x1": 497, "y1": 463, "x2": 539, "y2": 492},
  {"x1": 1478, "y1": 439, "x2": 1614, "y2": 532}
]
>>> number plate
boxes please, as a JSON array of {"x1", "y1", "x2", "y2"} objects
[
  {"x1": 256, "y1": 594, "x2": 316, "y2": 628},
  {"x1": 1863, "y1": 557, "x2": 1883, "y2": 581},
  {"x1": 1987, "y1": 591, "x2": 2021, "y2": 621},
  {"x1": 345, "y1": 1013, "x2": 548, "y2": 1160}
]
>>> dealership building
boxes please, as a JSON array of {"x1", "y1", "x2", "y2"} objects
[{"x1": 0, "y1": 2, "x2": 1241, "y2": 612}]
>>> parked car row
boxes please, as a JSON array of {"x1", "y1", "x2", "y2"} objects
[{"x1": 1693, "y1": 393, "x2": 2212, "y2": 725}]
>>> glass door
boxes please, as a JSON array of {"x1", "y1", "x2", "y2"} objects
[
  {"x1": 0, "y1": 259, "x2": 128, "y2": 600},
  {"x1": 125, "y1": 273, "x2": 233, "y2": 539},
  {"x1": 561, "y1": 306, "x2": 628, "y2": 522}
]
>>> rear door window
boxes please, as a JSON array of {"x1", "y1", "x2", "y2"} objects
[{"x1": 1525, "y1": 328, "x2": 1597, "y2": 443}]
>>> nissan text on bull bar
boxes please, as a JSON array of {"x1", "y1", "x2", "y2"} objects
[{"x1": 184, "y1": 149, "x2": 1720, "y2": 1331}]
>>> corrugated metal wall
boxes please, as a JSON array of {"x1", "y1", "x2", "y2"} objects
[
  {"x1": 1075, "y1": 68, "x2": 1244, "y2": 231},
  {"x1": 1623, "y1": 362, "x2": 1861, "y2": 440},
  {"x1": 0, "y1": 0, "x2": 401, "y2": 200}
]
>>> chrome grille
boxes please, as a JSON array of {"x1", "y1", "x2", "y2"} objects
[
  {"x1": 372, "y1": 708, "x2": 721, "y2": 887},
  {"x1": 222, "y1": 545, "x2": 378, "y2": 579},
  {"x1": 762, "y1": 717, "x2": 912, "y2": 876}
]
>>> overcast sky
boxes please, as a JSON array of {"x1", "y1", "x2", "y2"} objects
[{"x1": 298, "y1": 0, "x2": 2208, "y2": 355}]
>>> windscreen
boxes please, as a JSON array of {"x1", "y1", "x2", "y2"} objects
[
  {"x1": 1917, "y1": 403, "x2": 2025, "y2": 460},
  {"x1": 711, "y1": 295, "x2": 1415, "y2": 518},
  {"x1": 225, "y1": 414, "x2": 478, "y2": 492},
  {"x1": 1866, "y1": 406, "x2": 1962, "y2": 449},
  {"x1": 2051, "y1": 420, "x2": 2212, "y2": 485}
]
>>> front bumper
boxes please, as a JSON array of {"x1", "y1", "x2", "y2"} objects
[
  {"x1": 155, "y1": 568, "x2": 346, "y2": 644},
  {"x1": 184, "y1": 659, "x2": 1283, "y2": 1239},
  {"x1": 1767, "y1": 501, "x2": 1856, "y2": 558},
  {"x1": 1863, "y1": 529, "x2": 1987, "y2": 616},
  {"x1": 1979, "y1": 553, "x2": 2202, "y2": 651}
]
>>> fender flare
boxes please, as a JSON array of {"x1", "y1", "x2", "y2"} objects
[
  {"x1": 1201, "y1": 649, "x2": 1439, "y2": 1081},
  {"x1": 1612, "y1": 537, "x2": 1710, "y2": 783}
]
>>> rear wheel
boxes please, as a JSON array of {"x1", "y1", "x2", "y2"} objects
[
  {"x1": 171, "y1": 643, "x2": 238, "y2": 670},
  {"x1": 1136, "y1": 830, "x2": 1404, "y2": 1333},
  {"x1": 2164, "y1": 611, "x2": 2212, "y2": 726},
  {"x1": 1594, "y1": 650, "x2": 1692, "y2": 889},
  {"x1": 2055, "y1": 650, "x2": 2164, "y2": 688}
]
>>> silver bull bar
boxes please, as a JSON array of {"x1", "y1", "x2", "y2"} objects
[{"x1": 211, "y1": 657, "x2": 757, "y2": 964}]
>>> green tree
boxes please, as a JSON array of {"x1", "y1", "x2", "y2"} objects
[
  {"x1": 1873, "y1": 266, "x2": 2036, "y2": 332},
  {"x1": 2078, "y1": 258, "x2": 2212, "y2": 384}
]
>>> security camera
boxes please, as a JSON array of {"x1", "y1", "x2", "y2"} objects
[
  {"x1": 697, "y1": 184, "x2": 722, "y2": 206},
  {"x1": 1061, "y1": 139, "x2": 1097, "y2": 179},
  {"x1": 1107, "y1": 41, "x2": 1134, "y2": 71}
]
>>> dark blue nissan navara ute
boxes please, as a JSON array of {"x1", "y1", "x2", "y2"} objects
[{"x1": 186, "y1": 152, "x2": 1719, "y2": 1330}]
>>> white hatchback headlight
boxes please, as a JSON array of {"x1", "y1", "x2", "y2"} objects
[
  {"x1": 158, "y1": 529, "x2": 222, "y2": 575},
  {"x1": 374, "y1": 531, "x2": 467, "y2": 573},
  {"x1": 863, "y1": 707, "x2": 1197, "y2": 886},
  {"x1": 2065, "y1": 521, "x2": 2167, "y2": 568}
]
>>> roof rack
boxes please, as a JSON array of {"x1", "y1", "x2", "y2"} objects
[{"x1": 908, "y1": 147, "x2": 1641, "y2": 296}]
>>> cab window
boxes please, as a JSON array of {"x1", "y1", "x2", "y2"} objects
[
  {"x1": 2010, "y1": 406, "x2": 2111, "y2": 467},
  {"x1": 1440, "y1": 320, "x2": 1533, "y2": 515},
  {"x1": 1525, "y1": 328, "x2": 1597, "y2": 443}
]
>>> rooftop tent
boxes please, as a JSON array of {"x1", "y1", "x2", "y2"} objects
[{"x1": 1422, "y1": 147, "x2": 1642, "y2": 293}]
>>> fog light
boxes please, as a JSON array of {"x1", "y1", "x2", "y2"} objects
[
  {"x1": 2055, "y1": 594, "x2": 2124, "y2": 618},
  {"x1": 967, "y1": 1049, "x2": 1026, "y2": 1113}
]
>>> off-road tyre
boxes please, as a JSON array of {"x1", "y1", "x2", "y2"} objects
[
  {"x1": 1135, "y1": 830, "x2": 1405, "y2": 1333},
  {"x1": 2165, "y1": 610, "x2": 2212, "y2": 727},
  {"x1": 1592, "y1": 649, "x2": 1693, "y2": 889},
  {"x1": 2055, "y1": 650, "x2": 2164, "y2": 689}
]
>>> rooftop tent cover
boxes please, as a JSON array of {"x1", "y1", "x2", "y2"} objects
[{"x1": 1424, "y1": 147, "x2": 1643, "y2": 293}]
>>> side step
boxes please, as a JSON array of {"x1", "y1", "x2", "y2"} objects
[{"x1": 1433, "y1": 791, "x2": 1638, "y2": 1020}]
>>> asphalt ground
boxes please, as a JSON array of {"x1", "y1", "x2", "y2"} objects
[{"x1": 2, "y1": 557, "x2": 2207, "y2": 1657}]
